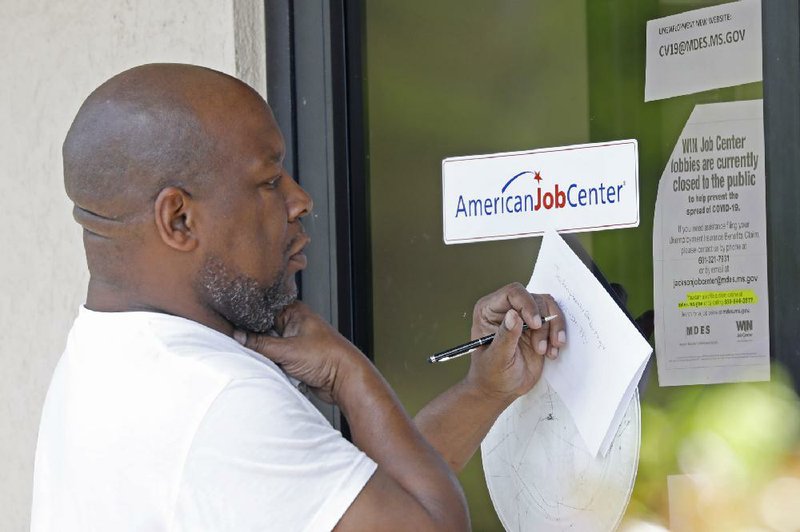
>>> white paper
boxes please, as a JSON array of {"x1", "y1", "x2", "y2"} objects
[
  {"x1": 481, "y1": 383, "x2": 640, "y2": 531},
  {"x1": 441, "y1": 140, "x2": 639, "y2": 245},
  {"x1": 528, "y1": 230, "x2": 652, "y2": 457},
  {"x1": 645, "y1": 0, "x2": 762, "y2": 102},
  {"x1": 653, "y1": 100, "x2": 770, "y2": 386}
]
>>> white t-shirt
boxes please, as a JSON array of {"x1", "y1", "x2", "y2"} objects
[{"x1": 31, "y1": 307, "x2": 377, "y2": 532}]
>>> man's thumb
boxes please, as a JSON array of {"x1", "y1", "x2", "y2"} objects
[{"x1": 491, "y1": 310, "x2": 523, "y2": 354}]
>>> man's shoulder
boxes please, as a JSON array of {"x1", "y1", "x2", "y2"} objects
[{"x1": 68, "y1": 307, "x2": 290, "y2": 387}]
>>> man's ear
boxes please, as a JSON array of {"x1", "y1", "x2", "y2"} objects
[{"x1": 154, "y1": 187, "x2": 199, "y2": 252}]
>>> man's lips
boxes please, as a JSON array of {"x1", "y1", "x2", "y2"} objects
[
  {"x1": 287, "y1": 234, "x2": 311, "y2": 269},
  {"x1": 289, "y1": 252, "x2": 308, "y2": 270}
]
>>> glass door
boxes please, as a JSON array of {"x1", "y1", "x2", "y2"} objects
[{"x1": 354, "y1": 1, "x2": 800, "y2": 529}]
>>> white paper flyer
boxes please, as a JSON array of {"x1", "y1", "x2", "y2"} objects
[{"x1": 653, "y1": 100, "x2": 769, "y2": 386}]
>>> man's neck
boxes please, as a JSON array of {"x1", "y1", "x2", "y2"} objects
[{"x1": 85, "y1": 277, "x2": 235, "y2": 337}]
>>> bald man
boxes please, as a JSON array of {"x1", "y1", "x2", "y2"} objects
[{"x1": 31, "y1": 64, "x2": 566, "y2": 531}]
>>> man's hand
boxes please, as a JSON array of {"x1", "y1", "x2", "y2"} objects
[
  {"x1": 235, "y1": 302, "x2": 366, "y2": 404},
  {"x1": 415, "y1": 283, "x2": 567, "y2": 473},
  {"x1": 468, "y1": 282, "x2": 566, "y2": 403}
]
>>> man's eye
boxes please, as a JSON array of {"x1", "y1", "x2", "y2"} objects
[{"x1": 264, "y1": 175, "x2": 282, "y2": 188}]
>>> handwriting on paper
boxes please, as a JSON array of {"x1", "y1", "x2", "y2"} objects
[{"x1": 555, "y1": 272, "x2": 606, "y2": 351}]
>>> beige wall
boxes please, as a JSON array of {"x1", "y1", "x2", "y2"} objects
[{"x1": 0, "y1": 2, "x2": 265, "y2": 529}]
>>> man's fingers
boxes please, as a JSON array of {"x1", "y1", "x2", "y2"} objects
[
  {"x1": 477, "y1": 283, "x2": 544, "y2": 329},
  {"x1": 528, "y1": 319, "x2": 550, "y2": 357},
  {"x1": 521, "y1": 293, "x2": 545, "y2": 330},
  {"x1": 487, "y1": 310, "x2": 524, "y2": 359},
  {"x1": 523, "y1": 294, "x2": 562, "y2": 358},
  {"x1": 518, "y1": 327, "x2": 546, "y2": 374},
  {"x1": 233, "y1": 330, "x2": 247, "y2": 346},
  {"x1": 235, "y1": 329, "x2": 290, "y2": 364},
  {"x1": 542, "y1": 295, "x2": 566, "y2": 355},
  {"x1": 273, "y1": 301, "x2": 305, "y2": 335}
]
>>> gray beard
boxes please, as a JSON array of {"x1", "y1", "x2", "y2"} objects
[{"x1": 197, "y1": 255, "x2": 297, "y2": 333}]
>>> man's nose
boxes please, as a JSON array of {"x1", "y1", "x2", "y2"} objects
[{"x1": 285, "y1": 175, "x2": 313, "y2": 220}]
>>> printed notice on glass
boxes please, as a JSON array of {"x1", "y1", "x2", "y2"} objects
[
  {"x1": 653, "y1": 100, "x2": 769, "y2": 386},
  {"x1": 645, "y1": 0, "x2": 762, "y2": 102}
]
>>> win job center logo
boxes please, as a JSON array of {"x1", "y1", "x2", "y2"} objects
[{"x1": 442, "y1": 140, "x2": 640, "y2": 244}]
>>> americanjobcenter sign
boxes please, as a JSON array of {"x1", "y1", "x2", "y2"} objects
[{"x1": 442, "y1": 140, "x2": 639, "y2": 244}]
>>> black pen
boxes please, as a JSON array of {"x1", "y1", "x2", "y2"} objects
[{"x1": 428, "y1": 315, "x2": 559, "y2": 364}]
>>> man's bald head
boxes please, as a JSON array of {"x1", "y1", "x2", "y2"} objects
[
  {"x1": 63, "y1": 63, "x2": 262, "y2": 231},
  {"x1": 64, "y1": 63, "x2": 283, "y2": 299},
  {"x1": 67, "y1": 63, "x2": 311, "y2": 334}
]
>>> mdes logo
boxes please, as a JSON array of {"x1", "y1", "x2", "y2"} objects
[
  {"x1": 453, "y1": 170, "x2": 626, "y2": 219},
  {"x1": 442, "y1": 139, "x2": 639, "y2": 244}
]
